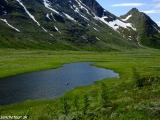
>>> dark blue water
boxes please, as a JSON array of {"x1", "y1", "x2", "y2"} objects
[{"x1": 0, "y1": 62, "x2": 118, "y2": 105}]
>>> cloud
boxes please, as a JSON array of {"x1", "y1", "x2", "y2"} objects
[
  {"x1": 154, "y1": 3, "x2": 160, "y2": 8},
  {"x1": 142, "y1": 10, "x2": 157, "y2": 13},
  {"x1": 141, "y1": 9, "x2": 160, "y2": 14},
  {"x1": 111, "y1": 3, "x2": 145, "y2": 7}
]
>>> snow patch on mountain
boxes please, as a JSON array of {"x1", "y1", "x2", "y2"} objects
[
  {"x1": 50, "y1": 33, "x2": 53, "y2": 36},
  {"x1": 77, "y1": 0, "x2": 89, "y2": 9},
  {"x1": 93, "y1": 27, "x2": 99, "y2": 31},
  {"x1": 69, "y1": 4, "x2": 73, "y2": 10},
  {"x1": 128, "y1": 36, "x2": 132, "y2": 40},
  {"x1": 99, "y1": 17, "x2": 136, "y2": 31},
  {"x1": 103, "y1": 16, "x2": 108, "y2": 19},
  {"x1": 82, "y1": 36, "x2": 86, "y2": 40},
  {"x1": 51, "y1": 13, "x2": 56, "y2": 21},
  {"x1": 93, "y1": 15, "x2": 99, "y2": 20},
  {"x1": 16, "y1": 0, "x2": 56, "y2": 35},
  {"x1": 43, "y1": 0, "x2": 61, "y2": 15},
  {"x1": 54, "y1": 26, "x2": 61, "y2": 33},
  {"x1": 16, "y1": 0, "x2": 40, "y2": 26},
  {"x1": 121, "y1": 15, "x2": 132, "y2": 21},
  {"x1": 46, "y1": 13, "x2": 51, "y2": 20},
  {"x1": 152, "y1": 25, "x2": 160, "y2": 33},
  {"x1": 75, "y1": 0, "x2": 92, "y2": 16},
  {"x1": 128, "y1": 38, "x2": 132, "y2": 40},
  {"x1": 62, "y1": 12, "x2": 76, "y2": 22},
  {"x1": 96, "y1": 37, "x2": 100, "y2": 41},
  {"x1": 0, "y1": 18, "x2": 20, "y2": 32},
  {"x1": 125, "y1": 23, "x2": 137, "y2": 31},
  {"x1": 73, "y1": 5, "x2": 90, "y2": 21},
  {"x1": 70, "y1": 2, "x2": 93, "y2": 20},
  {"x1": 42, "y1": 27, "x2": 48, "y2": 32}
]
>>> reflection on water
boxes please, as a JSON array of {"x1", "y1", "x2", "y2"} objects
[{"x1": 0, "y1": 62, "x2": 118, "y2": 105}]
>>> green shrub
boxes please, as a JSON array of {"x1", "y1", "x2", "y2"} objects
[
  {"x1": 100, "y1": 82, "x2": 108, "y2": 107},
  {"x1": 74, "y1": 95, "x2": 79, "y2": 112},
  {"x1": 132, "y1": 68, "x2": 141, "y2": 87},
  {"x1": 61, "y1": 97, "x2": 70, "y2": 116},
  {"x1": 83, "y1": 94, "x2": 89, "y2": 115}
]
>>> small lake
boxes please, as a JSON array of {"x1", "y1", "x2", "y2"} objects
[{"x1": 0, "y1": 62, "x2": 118, "y2": 105}]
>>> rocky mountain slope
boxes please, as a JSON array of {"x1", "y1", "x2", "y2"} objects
[
  {"x1": 120, "y1": 8, "x2": 160, "y2": 49},
  {"x1": 0, "y1": 0, "x2": 159, "y2": 50}
]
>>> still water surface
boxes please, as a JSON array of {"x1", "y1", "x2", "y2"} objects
[{"x1": 0, "y1": 62, "x2": 118, "y2": 105}]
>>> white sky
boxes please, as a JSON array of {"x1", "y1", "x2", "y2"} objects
[{"x1": 96, "y1": 0, "x2": 160, "y2": 26}]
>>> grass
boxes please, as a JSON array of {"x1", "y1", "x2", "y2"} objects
[{"x1": 0, "y1": 48, "x2": 160, "y2": 119}]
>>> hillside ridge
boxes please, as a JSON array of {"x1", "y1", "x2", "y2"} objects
[{"x1": 0, "y1": 0, "x2": 159, "y2": 50}]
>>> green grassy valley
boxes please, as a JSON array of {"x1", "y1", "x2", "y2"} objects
[
  {"x1": 0, "y1": 0, "x2": 160, "y2": 119},
  {"x1": 0, "y1": 49, "x2": 159, "y2": 119}
]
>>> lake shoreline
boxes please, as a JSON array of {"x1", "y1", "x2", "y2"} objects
[{"x1": 0, "y1": 62, "x2": 118, "y2": 105}]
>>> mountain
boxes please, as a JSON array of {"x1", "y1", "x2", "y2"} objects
[
  {"x1": 0, "y1": 0, "x2": 159, "y2": 51},
  {"x1": 120, "y1": 8, "x2": 160, "y2": 49}
]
